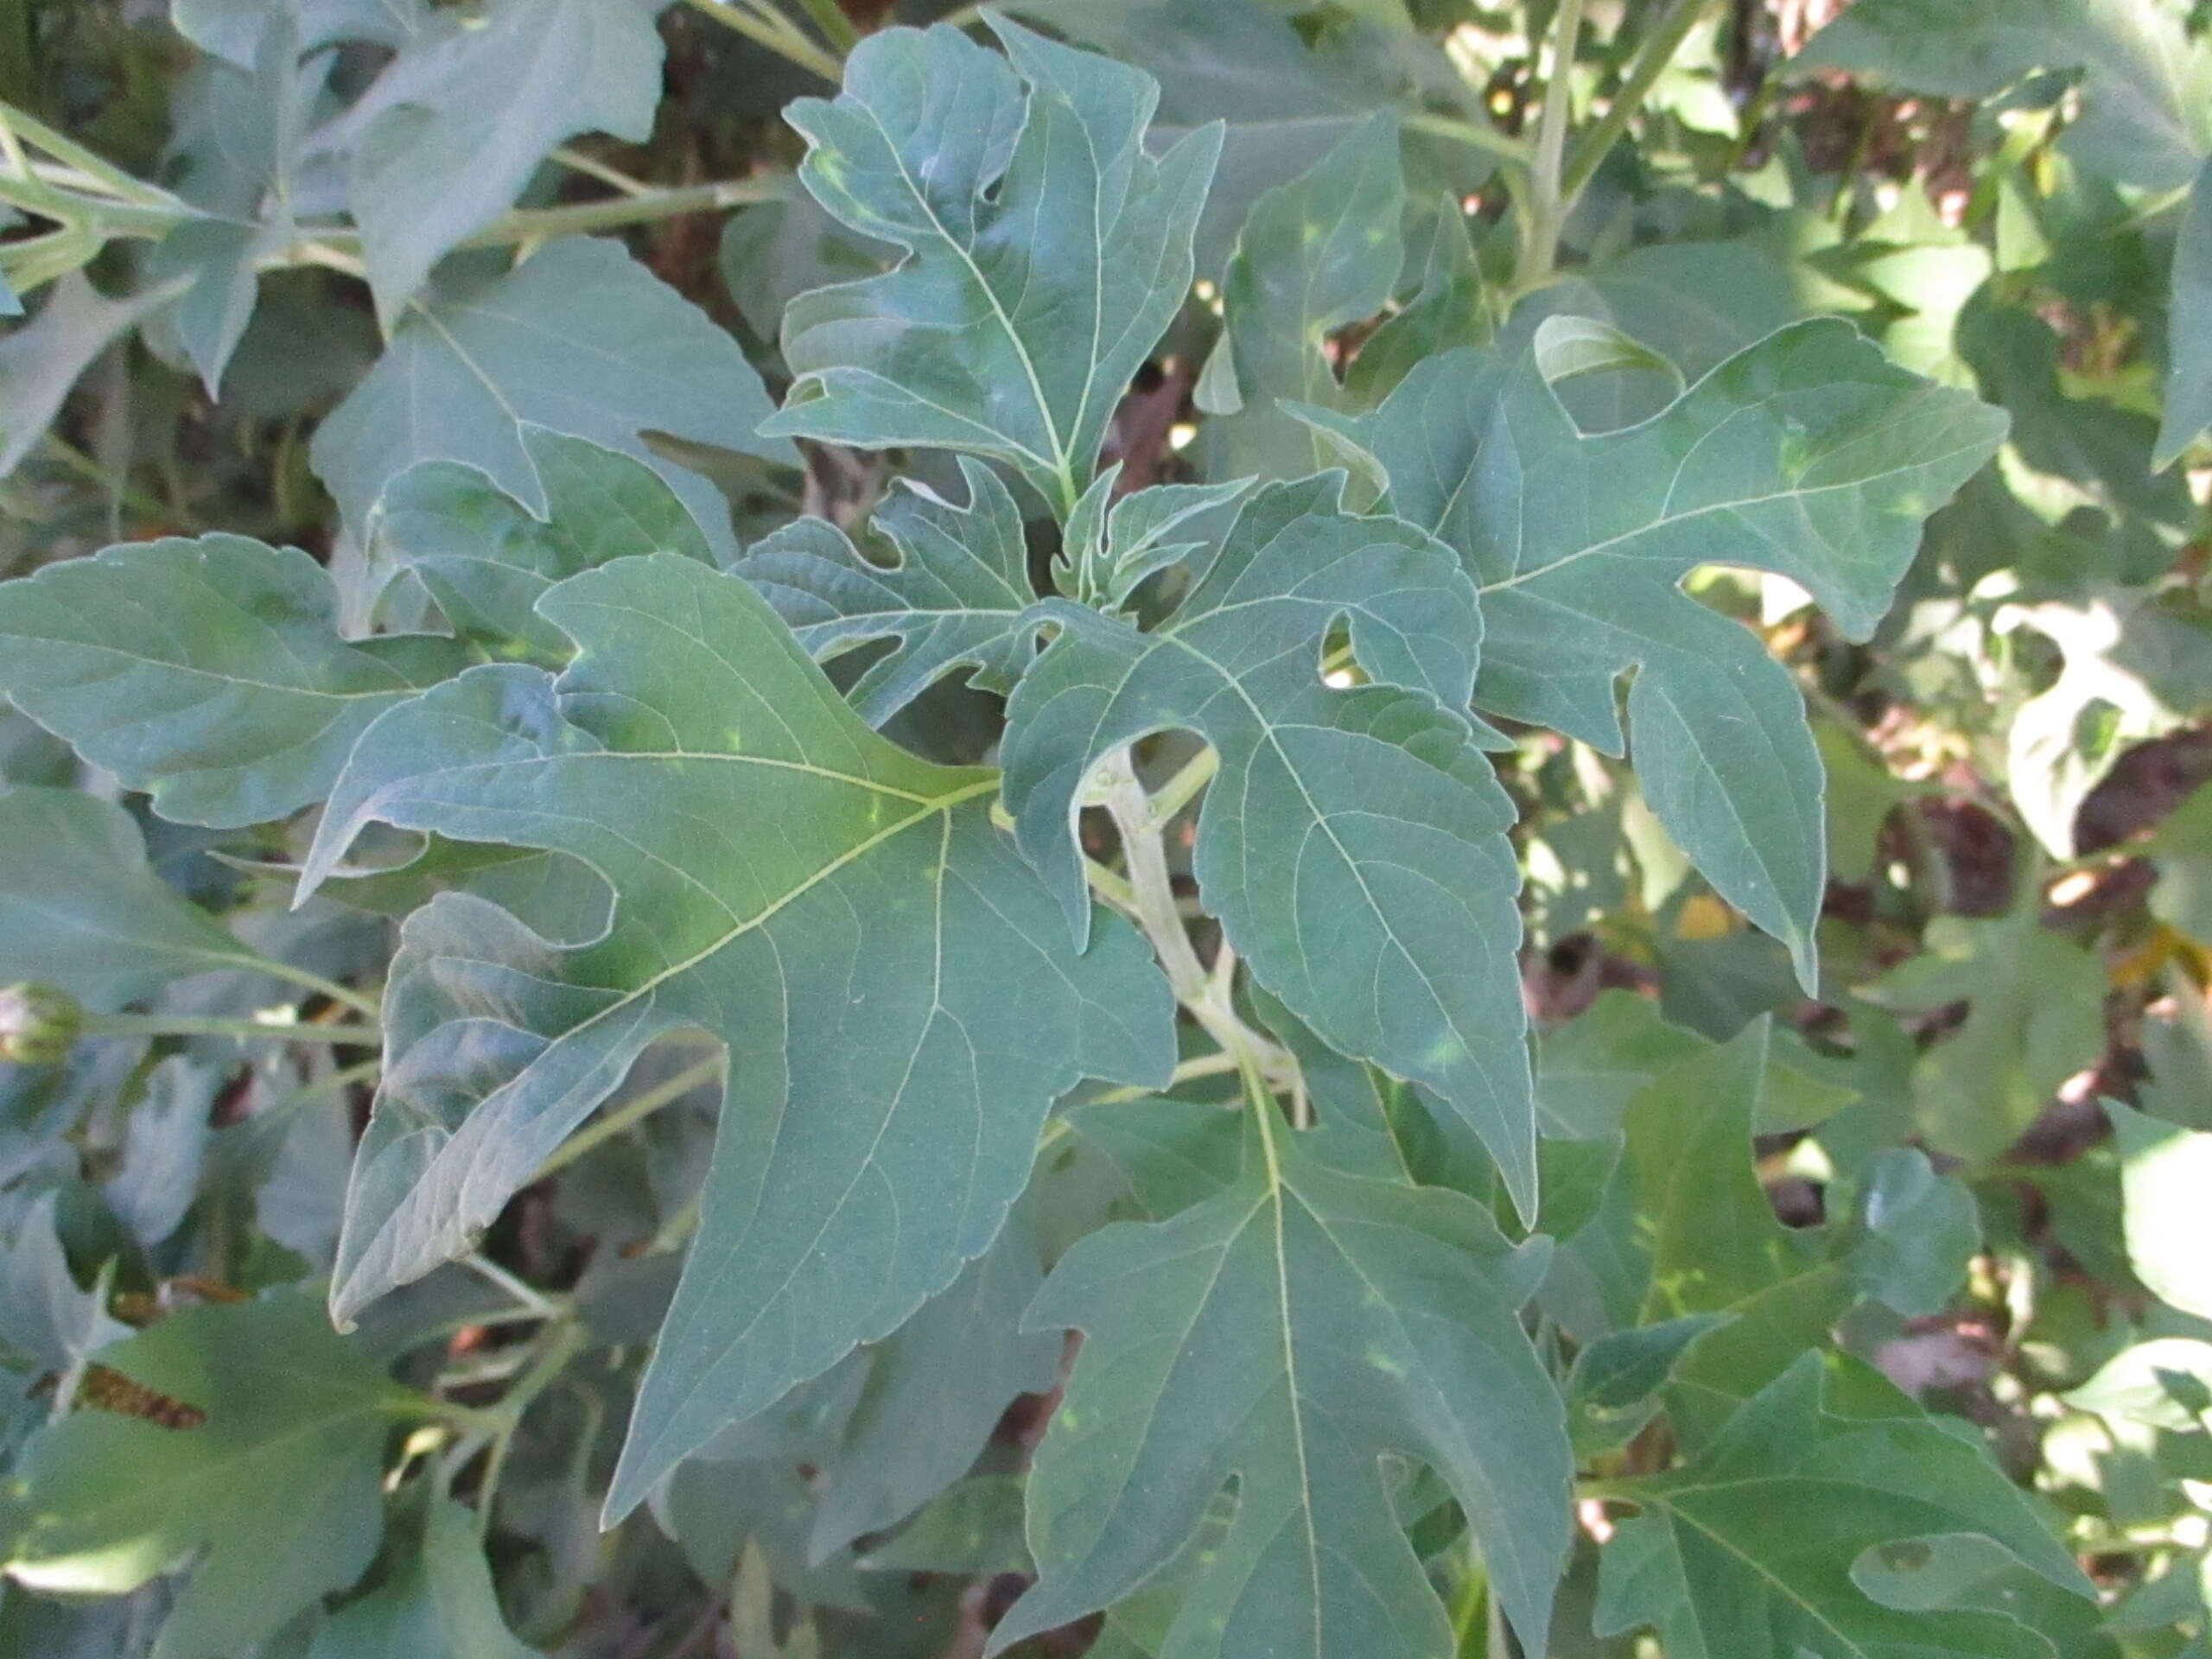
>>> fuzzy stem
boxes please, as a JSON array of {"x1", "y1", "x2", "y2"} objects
[{"x1": 1514, "y1": 0, "x2": 1586, "y2": 290}]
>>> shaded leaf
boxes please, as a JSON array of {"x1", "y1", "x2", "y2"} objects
[
  {"x1": 104, "y1": 1058, "x2": 218, "y2": 1246},
  {"x1": 294, "y1": 552, "x2": 1173, "y2": 1513},
  {"x1": 1847, "y1": 1148, "x2": 1979, "y2": 1318},
  {"x1": 0, "y1": 790, "x2": 268, "y2": 1007},
  {"x1": 4, "y1": 1291, "x2": 410, "y2": 1659},
  {"x1": 0, "y1": 275, "x2": 181, "y2": 480},
  {"x1": 2157, "y1": 157, "x2": 2212, "y2": 469},
  {"x1": 304, "y1": 1498, "x2": 535, "y2": 1659},
  {"x1": 346, "y1": 0, "x2": 663, "y2": 322}
]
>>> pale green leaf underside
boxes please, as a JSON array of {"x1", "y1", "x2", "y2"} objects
[
  {"x1": 2104, "y1": 1100, "x2": 2212, "y2": 1322},
  {"x1": 0, "y1": 535, "x2": 459, "y2": 827},
  {"x1": 1595, "y1": 1354, "x2": 2094, "y2": 1659},
  {"x1": 1001, "y1": 474, "x2": 1537, "y2": 1219},
  {"x1": 995, "y1": 1117, "x2": 1570, "y2": 1659},
  {"x1": 297, "y1": 552, "x2": 1173, "y2": 1516},
  {"x1": 760, "y1": 16, "x2": 1222, "y2": 514},
  {"x1": 1323, "y1": 319, "x2": 2006, "y2": 989}
]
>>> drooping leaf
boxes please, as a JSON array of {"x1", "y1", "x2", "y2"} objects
[
  {"x1": 1306, "y1": 319, "x2": 2007, "y2": 988},
  {"x1": 1594, "y1": 1353, "x2": 2096, "y2": 1659},
  {"x1": 1863, "y1": 911, "x2": 2107, "y2": 1163},
  {"x1": 1789, "y1": 0, "x2": 2212, "y2": 192},
  {"x1": 0, "y1": 537, "x2": 462, "y2": 828},
  {"x1": 4, "y1": 1291, "x2": 412, "y2": 1659},
  {"x1": 311, "y1": 237, "x2": 793, "y2": 562},
  {"x1": 304, "y1": 1498, "x2": 535, "y2": 1659},
  {"x1": 370, "y1": 424, "x2": 713, "y2": 666},
  {"x1": 150, "y1": 7, "x2": 323, "y2": 394},
  {"x1": 734, "y1": 457, "x2": 1037, "y2": 728},
  {"x1": 104, "y1": 1058, "x2": 218, "y2": 1246},
  {"x1": 294, "y1": 552, "x2": 1173, "y2": 1510},
  {"x1": 758, "y1": 17, "x2": 1223, "y2": 517},
  {"x1": 1198, "y1": 114, "x2": 1404, "y2": 476},
  {"x1": 1001, "y1": 473, "x2": 1537, "y2": 1218},
  {"x1": 0, "y1": 1193, "x2": 129, "y2": 1445},
  {"x1": 808, "y1": 1205, "x2": 1059, "y2": 1560},
  {"x1": 2156, "y1": 158, "x2": 2212, "y2": 469},
  {"x1": 0, "y1": 790, "x2": 272, "y2": 1007},
  {"x1": 993, "y1": 1113, "x2": 1572, "y2": 1659},
  {"x1": 0, "y1": 275, "x2": 181, "y2": 480},
  {"x1": 2104, "y1": 1100, "x2": 2212, "y2": 1321},
  {"x1": 344, "y1": 0, "x2": 663, "y2": 323}
]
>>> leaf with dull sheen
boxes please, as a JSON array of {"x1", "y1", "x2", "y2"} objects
[{"x1": 296, "y1": 552, "x2": 1173, "y2": 1518}]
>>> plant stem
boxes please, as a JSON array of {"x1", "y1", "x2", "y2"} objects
[
  {"x1": 1401, "y1": 111, "x2": 1534, "y2": 167},
  {"x1": 1514, "y1": 0, "x2": 1586, "y2": 291},
  {"x1": 792, "y1": 0, "x2": 861, "y2": 53},
  {"x1": 684, "y1": 0, "x2": 843, "y2": 81},
  {"x1": 1557, "y1": 0, "x2": 1713, "y2": 207},
  {"x1": 259, "y1": 1058, "x2": 383, "y2": 1117},
  {"x1": 1096, "y1": 752, "x2": 1294, "y2": 1090},
  {"x1": 245, "y1": 957, "x2": 382, "y2": 1020},
  {"x1": 1145, "y1": 746, "x2": 1220, "y2": 830},
  {"x1": 532, "y1": 1052, "x2": 725, "y2": 1180},
  {"x1": 79, "y1": 1014, "x2": 380, "y2": 1046},
  {"x1": 1083, "y1": 1050, "x2": 1248, "y2": 1107}
]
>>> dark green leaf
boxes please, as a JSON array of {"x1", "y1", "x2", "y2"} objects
[{"x1": 304, "y1": 1498, "x2": 535, "y2": 1659}]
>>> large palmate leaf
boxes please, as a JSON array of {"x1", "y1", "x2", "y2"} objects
[
  {"x1": 295, "y1": 552, "x2": 1173, "y2": 1510},
  {"x1": 1594, "y1": 1354, "x2": 2096, "y2": 1659},
  {"x1": 0, "y1": 536, "x2": 462, "y2": 827},
  {"x1": 1791, "y1": 0, "x2": 2212, "y2": 192},
  {"x1": 734, "y1": 457, "x2": 1035, "y2": 728},
  {"x1": 4, "y1": 1291, "x2": 414, "y2": 1659},
  {"x1": 370, "y1": 424, "x2": 713, "y2": 667},
  {"x1": 343, "y1": 0, "x2": 663, "y2": 322},
  {"x1": 311, "y1": 238, "x2": 792, "y2": 561},
  {"x1": 1001, "y1": 474, "x2": 1537, "y2": 1217},
  {"x1": 1306, "y1": 319, "x2": 2005, "y2": 987},
  {"x1": 992, "y1": 1113, "x2": 1571, "y2": 1658},
  {"x1": 757, "y1": 16, "x2": 1222, "y2": 516}
]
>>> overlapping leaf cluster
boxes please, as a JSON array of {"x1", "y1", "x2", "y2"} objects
[{"x1": 1, "y1": 3, "x2": 2209, "y2": 1657}]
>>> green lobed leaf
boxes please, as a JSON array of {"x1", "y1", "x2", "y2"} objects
[
  {"x1": 758, "y1": 16, "x2": 1223, "y2": 517},
  {"x1": 310, "y1": 237, "x2": 792, "y2": 563},
  {"x1": 1864, "y1": 912, "x2": 2107, "y2": 1163},
  {"x1": 1197, "y1": 114, "x2": 1404, "y2": 479},
  {"x1": 1001, "y1": 473, "x2": 1537, "y2": 1219},
  {"x1": 1847, "y1": 1147, "x2": 1980, "y2": 1319},
  {"x1": 293, "y1": 552, "x2": 1174, "y2": 1513},
  {"x1": 370, "y1": 424, "x2": 713, "y2": 668},
  {"x1": 0, "y1": 537, "x2": 463, "y2": 828},
  {"x1": 1595, "y1": 1353, "x2": 2096, "y2": 1659},
  {"x1": 0, "y1": 275, "x2": 182, "y2": 480},
  {"x1": 345, "y1": 0, "x2": 664, "y2": 324},
  {"x1": 993, "y1": 1112, "x2": 1572, "y2": 1659},
  {"x1": 4, "y1": 1291, "x2": 412, "y2": 1659},
  {"x1": 734, "y1": 457, "x2": 1037, "y2": 728},
  {"x1": 0, "y1": 789, "x2": 274, "y2": 1007},
  {"x1": 1305, "y1": 319, "x2": 2007, "y2": 989}
]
